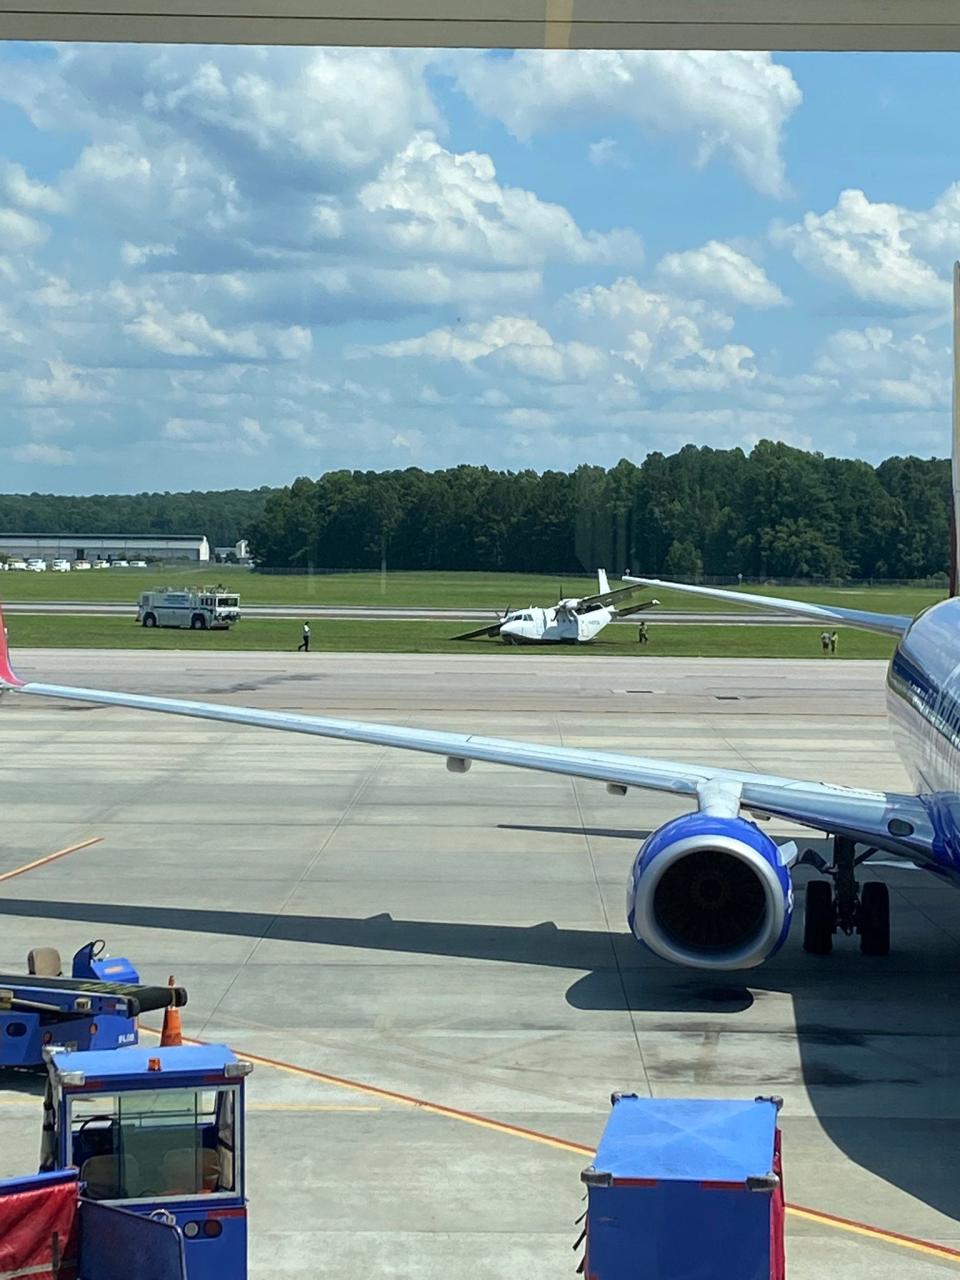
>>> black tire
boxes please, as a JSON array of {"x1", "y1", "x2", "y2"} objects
[
  {"x1": 142, "y1": 613, "x2": 157, "y2": 628},
  {"x1": 859, "y1": 882, "x2": 890, "y2": 956},
  {"x1": 191, "y1": 614, "x2": 207, "y2": 630},
  {"x1": 803, "y1": 879, "x2": 834, "y2": 955}
]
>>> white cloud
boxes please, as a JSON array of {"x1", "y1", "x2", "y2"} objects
[
  {"x1": 451, "y1": 50, "x2": 801, "y2": 197},
  {"x1": 773, "y1": 188, "x2": 951, "y2": 310},
  {"x1": 163, "y1": 414, "x2": 272, "y2": 453},
  {"x1": 9, "y1": 441, "x2": 76, "y2": 465},
  {"x1": 365, "y1": 314, "x2": 607, "y2": 383},
  {"x1": 0, "y1": 206, "x2": 46, "y2": 249},
  {"x1": 123, "y1": 301, "x2": 309, "y2": 363},
  {"x1": 358, "y1": 132, "x2": 642, "y2": 268},
  {"x1": 3, "y1": 162, "x2": 65, "y2": 213},
  {"x1": 814, "y1": 325, "x2": 949, "y2": 409},
  {"x1": 122, "y1": 241, "x2": 175, "y2": 267},
  {"x1": 656, "y1": 240, "x2": 786, "y2": 308},
  {"x1": 22, "y1": 358, "x2": 109, "y2": 405},
  {"x1": 588, "y1": 138, "x2": 629, "y2": 169}
]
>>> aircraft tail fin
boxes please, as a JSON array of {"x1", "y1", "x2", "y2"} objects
[
  {"x1": 951, "y1": 262, "x2": 960, "y2": 596},
  {"x1": 0, "y1": 604, "x2": 25, "y2": 688},
  {"x1": 597, "y1": 568, "x2": 610, "y2": 595}
]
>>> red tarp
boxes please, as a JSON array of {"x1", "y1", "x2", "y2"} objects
[{"x1": 0, "y1": 1178, "x2": 79, "y2": 1280}]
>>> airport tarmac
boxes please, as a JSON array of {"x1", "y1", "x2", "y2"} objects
[{"x1": 1, "y1": 649, "x2": 959, "y2": 1277}]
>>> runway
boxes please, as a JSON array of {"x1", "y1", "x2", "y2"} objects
[
  {"x1": 1, "y1": 600, "x2": 803, "y2": 624},
  {"x1": 1, "y1": 650, "x2": 958, "y2": 1277}
]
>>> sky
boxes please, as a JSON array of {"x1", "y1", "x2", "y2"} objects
[{"x1": 0, "y1": 44, "x2": 958, "y2": 493}]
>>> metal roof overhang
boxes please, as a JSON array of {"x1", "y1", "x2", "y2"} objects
[{"x1": 1, "y1": 0, "x2": 959, "y2": 50}]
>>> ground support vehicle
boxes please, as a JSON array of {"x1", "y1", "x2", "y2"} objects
[
  {"x1": 137, "y1": 589, "x2": 241, "y2": 630},
  {"x1": 0, "y1": 941, "x2": 187, "y2": 1067},
  {"x1": 38, "y1": 1043, "x2": 252, "y2": 1279},
  {"x1": 579, "y1": 1094, "x2": 785, "y2": 1280},
  {"x1": 0, "y1": 1168, "x2": 188, "y2": 1279}
]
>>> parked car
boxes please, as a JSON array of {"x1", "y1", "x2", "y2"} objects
[
  {"x1": 129, "y1": 559, "x2": 148, "y2": 568},
  {"x1": 111, "y1": 560, "x2": 130, "y2": 568},
  {"x1": 51, "y1": 559, "x2": 71, "y2": 572},
  {"x1": 26, "y1": 559, "x2": 47, "y2": 572},
  {"x1": 73, "y1": 560, "x2": 91, "y2": 570},
  {"x1": 93, "y1": 561, "x2": 110, "y2": 569},
  {"x1": 8, "y1": 559, "x2": 28, "y2": 571}
]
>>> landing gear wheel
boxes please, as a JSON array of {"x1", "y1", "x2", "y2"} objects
[
  {"x1": 803, "y1": 879, "x2": 834, "y2": 955},
  {"x1": 859, "y1": 882, "x2": 890, "y2": 956}
]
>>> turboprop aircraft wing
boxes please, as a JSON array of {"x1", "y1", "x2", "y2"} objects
[
  {"x1": 0, "y1": 606, "x2": 933, "y2": 864},
  {"x1": 451, "y1": 619, "x2": 507, "y2": 641}
]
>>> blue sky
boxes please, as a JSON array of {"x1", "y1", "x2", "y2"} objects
[{"x1": 0, "y1": 46, "x2": 957, "y2": 493}]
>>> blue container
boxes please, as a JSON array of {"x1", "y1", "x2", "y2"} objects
[{"x1": 581, "y1": 1095, "x2": 785, "y2": 1280}]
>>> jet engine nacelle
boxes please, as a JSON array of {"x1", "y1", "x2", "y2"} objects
[{"x1": 626, "y1": 812, "x2": 794, "y2": 970}]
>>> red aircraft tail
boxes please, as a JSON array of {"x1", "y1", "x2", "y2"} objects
[{"x1": 0, "y1": 605, "x2": 25, "y2": 687}]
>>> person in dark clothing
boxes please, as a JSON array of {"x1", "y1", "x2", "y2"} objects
[{"x1": 298, "y1": 623, "x2": 311, "y2": 652}]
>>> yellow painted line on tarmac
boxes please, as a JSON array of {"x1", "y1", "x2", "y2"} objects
[
  {"x1": 787, "y1": 1204, "x2": 960, "y2": 1264},
  {"x1": 248, "y1": 1102, "x2": 380, "y2": 1113},
  {"x1": 143, "y1": 1028, "x2": 960, "y2": 1264},
  {"x1": 0, "y1": 836, "x2": 103, "y2": 883}
]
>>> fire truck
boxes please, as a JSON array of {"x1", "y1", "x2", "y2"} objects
[{"x1": 136, "y1": 589, "x2": 241, "y2": 631}]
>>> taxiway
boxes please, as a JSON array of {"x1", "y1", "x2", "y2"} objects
[{"x1": 0, "y1": 651, "x2": 957, "y2": 1277}]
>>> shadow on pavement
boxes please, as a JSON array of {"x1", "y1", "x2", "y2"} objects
[{"x1": 2, "y1": 884, "x2": 959, "y2": 1224}]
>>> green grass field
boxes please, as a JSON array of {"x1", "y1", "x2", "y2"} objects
[
  {"x1": 0, "y1": 566, "x2": 944, "y2": 616},
  {"x1": 4, "y1": 614, "x2": 897, "y2": 659}
]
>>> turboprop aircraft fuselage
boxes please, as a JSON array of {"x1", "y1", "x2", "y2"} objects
[{"x1": 498, "y1": 604, "x2": 612, "y2": 644}]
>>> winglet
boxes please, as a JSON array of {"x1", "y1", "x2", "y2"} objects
[{"x1": 0, "y1": 605, "x2": 25, "y2": 687}]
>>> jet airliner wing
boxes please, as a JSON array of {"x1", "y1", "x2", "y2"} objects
[
  {"x1": 0, "y1": 609, "x2": 933, "y2": 864},
  {"x1": 622, "y1": 576, "x2": 911, "y2": 637}
]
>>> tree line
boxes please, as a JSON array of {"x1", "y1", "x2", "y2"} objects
[
  {"x1": 246, "y1": 443, "x2": 951, "y2": 580},
  {"x1": 0, "y1": 487, "x2": 275, "y2": 552},
  {"x1": 0, "y1": 443, "x2": 949, "y2": 579}
]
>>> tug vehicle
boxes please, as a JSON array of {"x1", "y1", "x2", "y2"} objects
[{"x1": 0, "y1": 1042, "x2": 251, "y2": 1279}]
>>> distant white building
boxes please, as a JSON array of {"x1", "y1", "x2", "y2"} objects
[
  {"x1": 0, "y1": 533, "x2": 210, "y2": 563},
  {"x1": 213, "y1": 539, "x2": 250, "y2": 563}
]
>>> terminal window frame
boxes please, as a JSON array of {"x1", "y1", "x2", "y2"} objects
[{"x1": 68, "y1": 1083, "x2": 242, "y2": 1203}]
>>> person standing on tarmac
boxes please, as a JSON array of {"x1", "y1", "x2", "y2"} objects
[
  {"x1": 298, "y1": 622, "x2": 311, "y2": 652},
  {"x1": 829, "y1": 631, "x2": 838, "y2": 655},
  {"x1": 638, "y1": 621, "x2": 649, "y2": 645},
  {"x1": 819, "y1": 631, "x2": 830, "y2": 655}
]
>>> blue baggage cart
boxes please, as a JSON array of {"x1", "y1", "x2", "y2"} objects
[{"x1": 580, "y1": 1095, "x2": 785, "y2": 1280}]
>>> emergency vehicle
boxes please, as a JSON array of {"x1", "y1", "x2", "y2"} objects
[{"x1": 137, "y1": 589, "x2": 241, "y2": 630}]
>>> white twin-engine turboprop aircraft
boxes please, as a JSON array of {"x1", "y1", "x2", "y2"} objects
[
  {"x1": 452, "y1": 569, "x2": 659, "y2": 644},
  {"x1": 3, "y1": 268, "x2": 960, "y2": 975}
]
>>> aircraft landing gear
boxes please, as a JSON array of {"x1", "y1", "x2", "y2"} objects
[{"x1": 801, "y1": 836, "x2": 890, "y2": 957}]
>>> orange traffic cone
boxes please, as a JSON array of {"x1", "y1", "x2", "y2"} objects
[{"x1": 160, "y1": 974, "x2": 182, "y2": 1047}]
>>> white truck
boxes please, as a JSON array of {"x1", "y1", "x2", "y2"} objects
[{"x1": 136, "y1": 588, "x2": 241, "y2": 630}]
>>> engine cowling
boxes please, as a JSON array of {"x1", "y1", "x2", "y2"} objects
[{"x1": 626, "y1": 812, "x2": 794, "y2": 970}]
